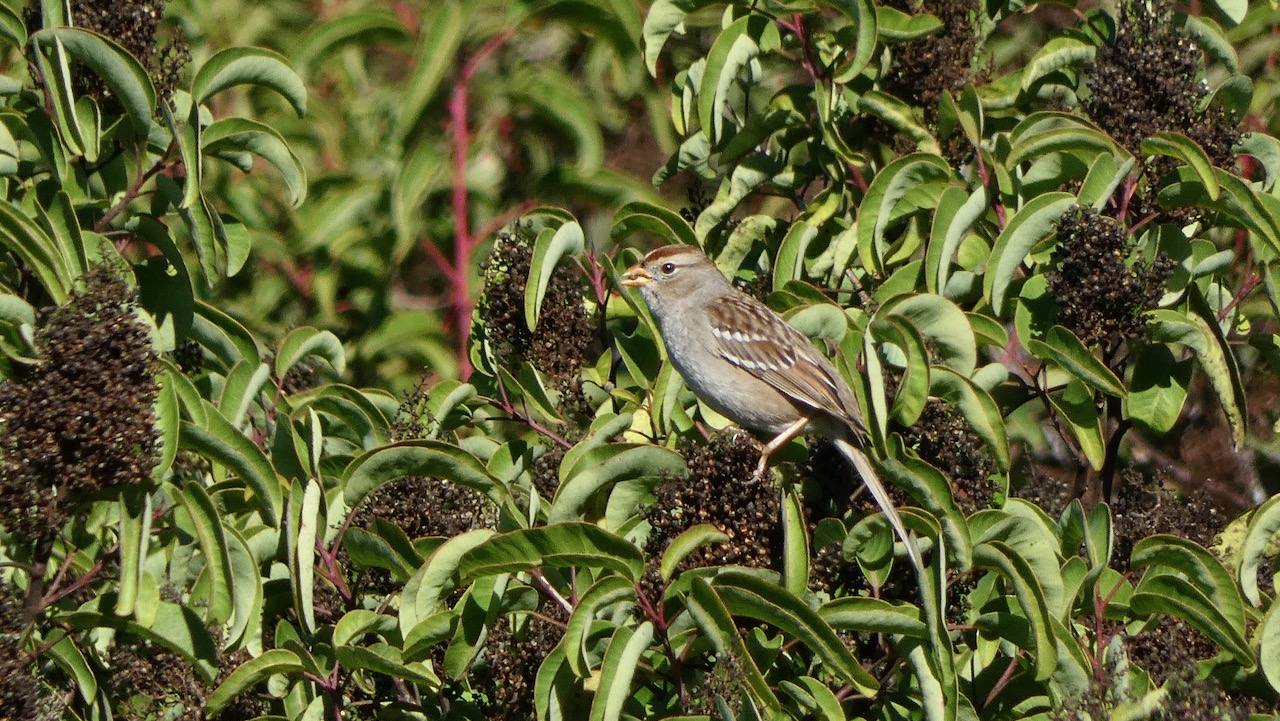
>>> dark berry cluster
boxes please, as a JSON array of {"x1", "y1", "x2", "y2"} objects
[
  {"x1": 477, "y1": 226, "x2": 599, "y2": 389},
  {"x1": 643, "y1": 433, "x2": 781, "y2": 572},
  {"x1": 1084, "y1": 0, "x2": 1239, "y2": 164},
  {"x1": 1046, "y1": 205, "x2": 1174, "y2": 352},
  {"x1": 105, "y1": 639, "x2": 206, "y2": 721},
  {"x1": 0, "y1": 583, "x2": 59, "y2": 721},
  {"x1": 170, "y1": 339, "x2": 204, "y2": 375},
  {"x1": 882, "y1": 0, "x2": 983, "y2": 122},
  {"x1": 682, "y1": 655, "x2": 744, "y2": 716},
  {"x1": 27, "y1": 0, "x2": 191, "y2": 103},
  {"x1": 802, "y1": 441, "x2": 863, "y2": 596},
  {"x1": 1111, "y1": 468, "x2": 1221, "y2": 571},
  {"x1": 0, "y1": 268, "x2": 161, "y2": 546},
  {"x1": 899, "y1": 399, "x2": 996, "y2": 515},
  {"x1": 350, "y1": 384, "x2": 498, "y2": 540},
  {"x1": 1127, "y1": 617, "x2": 1259, "y2": 719},
  {"x1": 279, "y1": 356, "x2": 322, "y2": 395},
  {"x1": 356, "y1": 474, "x2": 495, "y2": 541},
  {"x1": 469, "y1": 606, "x2": 567, "y2": 720}
]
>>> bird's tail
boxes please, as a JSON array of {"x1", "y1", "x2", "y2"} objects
[{"x1": 831, "y1": 436, "x2": 925, "y2": 578}]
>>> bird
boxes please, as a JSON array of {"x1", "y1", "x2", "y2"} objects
[{"x1": 621, "y1": 243, "x2": 924, "y2": 575}]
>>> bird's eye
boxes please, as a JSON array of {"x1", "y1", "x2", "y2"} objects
[{"x1": 660, "y1": 262, "x2": 676, "y2": 275}]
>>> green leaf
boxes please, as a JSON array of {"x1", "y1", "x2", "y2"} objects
[
  {"x1": 642, "y1": 0, "x2": 718, "y2": 76},
  {"x1": 985, "y1": 192, "x2": 1075, "y2": 316},
  {"x1": 871, "y1": 315, "x2": 930, "y2": 426},
  {"x1": 404, "y1": 530, "x2": 495, "y2": 627},
  {"x1": 192, "y1": 300, "x2": 262, "y2": 369},
  {"x1": 660, "y1": 524, "x2": 730, "y2": 581},
  {"x1": 526, "y1": 219, "x2": 585, "y2": 332},
  {"x1": 0, "y1": 199, "x2": 71, "y2": 304},
  {"x1": 1130, "y1": 535, "x2": 1247, "y2": 641},
  {"x1": 875, "y1": 6, "x2": 941, "y2": 42},
  {"x1": 1235, "y1": 132, "x2": 1280, "y2": 192},
  {"x1": 698, "y1": 14, "x2": 781, "y2": 143},
  {"x1": 857, "y1": 91, "x2": 939, "y2": 154},
  {"x1": 550, "y1": 443, "x2": 686, "y2": 522},
  {"x1": 973, "y1": 541, "x2": 1057, "y2": 681},
  {"x1": 293, "y1": 11, "x2": 409, "y2": 78},
  {"x1": 781, "y1": 676, "x2": 847, "y2": 721},
  {"x1": 858, "y1": 153, "x2": 952, "y2": 274},
  {"x1": 712, "y1": 571, "x2": 880, "y2": 695},
  {"x1": 191, "y1": 46, "x2": 307, "y2": 116},
  {"x1": 1237, "y1": 494, "x2": 1280, "y2": 607},
  {"x1": 825, "y1": 0, "x2": 877, "y2": 82},
  {"x1": 1025, "y1": 325, "x2": 1127, "y2": 398},
  {"x1": 820, "y1": 596, "x2": 928, "y2": 637},
  {"x1": 1141, "y1": 132, "x2": 1219, "y2": 200},
  {"x1": 1007, "y1": 113, "x2": 1120, "y2": 167},
  {"x1": 177, "y1": 482, "x2": 235, "y2": 626},
  {"x1": 222, "y1": 527, "x2": 265, "y2": 651},
  {"x1": 514, "y1": 70, "x2": 605, "y2": 172},
  {"x1": 1206, "y1": 0, "x2": 1245, "y2": 24},
  {"x1": 343, "y1": 440, "x2": 501, "y2": 509},
  {"x1": 65, "y1": 601, "x2": 218, "y2": 679},
  {"x1": 589, "y1": 622, "x2": 653, "y2": 721},
  {"x1": 928, "y1": 367, "x2": 1010, "y2": 471},
  {"x1": 564, "y1": 575, "x2": 635, "y2": 677},
  {"x1": 1261, "y1": 600, "x2": 1280, "y2": 694},
  {"x1": 1080, "y1": 153, "x2": 1136, "y2": 211},
  {"x1": 1148, "y1": 301, "x2": 1245, "y2": 448},
  {"x1": 879, "y1": 293, "x2": 977, "y2": 375},
  {"x1": 114, "y1": 487, "x2": 151, "y2": 618},
  {"x1": 343, "y1": 526, "x2": 417, "y2": 582},
  {"x1": 336, "y1": 645, "x2": 438, "y2": 687},
  {"x1": 694, "y1": 153, "x2": 779, "y2": 239},
  {"x1": 1046, "y1": 379, "x2": 1105, "y2": 470},
  {"x1": 686, "y1": 578, "x2": 784, "y2": 715},
  {"x1": 611, "y1": 201, "x2": 698, "y2": 249},
  {"x1": 218, "y1": 360, "x2": 271, "y2": 428},
  {"x1": 782, "y1": 489, "x2": 809, "y2": 595},
  {"x1": 179, "y1": 407, "x2": 282, "y2": 526},
  {"x1": 394, "y1": 1, "x2": 464, "y2": 142},
  {"x1": 1130, "y1": 572, "x2": 1253, "y2": 665},
  {"x1": 203, "y1": 117, "x2": 308, "y2": 206},
  {"x1": 276, "y1": 326, "x2": 346, "y2": 380},
  {"x1": 0, "y1": 4, "x2": 27, "y2": 47},
  {"x1": 47, "y1": 636, "x2": 97, "y2": 704},
  {"x1": 34, "y1": 38, "x2": 88, "y2": 159},
  {"x1": 205, "y1": 649, "x2": 306, "y2": 716},
  {"x1": 1160, "y1": 167, "x2": 1280, "y2": 255},
  {"x1": 1124, "y1": 344, "x2": 1192, "y2": 434},
  {"x1": 457, "y1": 523, "x2": 644, "y2": 582},
  {"x1": 34, "y1": 27, "x2": 156, "y2": 138},
  {"x1": 1021, "y1": 36, "x2": 1096, "y2": 91},
  {"x1": 926, "y1": 185, "x2": 988, "y2": 294},
  {"x1": 286, "y1": 478, "x2": 323, "y2": 634}
]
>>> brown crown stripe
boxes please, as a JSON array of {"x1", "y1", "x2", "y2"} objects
[{"x1": 643, "y1": 244, "x2": 702, "y2": 262}]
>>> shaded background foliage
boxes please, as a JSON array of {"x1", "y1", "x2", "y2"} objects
[{"x1": 1, "y1": 0, "x2": 1280, "y2": 720}]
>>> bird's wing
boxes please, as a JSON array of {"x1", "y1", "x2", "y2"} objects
[{"x1": 706, "y1": 294, "x2": 850, "y2": 418}]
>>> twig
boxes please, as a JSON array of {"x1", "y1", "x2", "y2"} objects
[
  {"x1": 446, "y1": 28, "x2": 516, "y2": 379},
  {"x1": 97, "y1": 145, "x2": 175, "y2": 234}
]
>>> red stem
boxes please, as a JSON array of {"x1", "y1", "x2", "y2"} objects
[{"x1": 447, "y1": 28, "x2": 515, "y2": 379}]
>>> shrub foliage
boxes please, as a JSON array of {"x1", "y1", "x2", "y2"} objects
[{"x1": 1, "y1": 0, "x2": 1280, "y2": 720}]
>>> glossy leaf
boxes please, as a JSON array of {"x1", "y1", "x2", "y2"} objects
[
  {"x1": 985, "y1": 192, "x2": 1075, "y2": 315},
  {"x1": 191, "y1": 46, "x2": 307, "y2": 116},
  {"x1": 457, "y1": 523, "x2": 644, "y2": 582}
]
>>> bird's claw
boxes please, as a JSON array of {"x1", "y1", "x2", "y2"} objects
[{"x1": 750, "y1": 456, "x2": 770, "y2": 484}]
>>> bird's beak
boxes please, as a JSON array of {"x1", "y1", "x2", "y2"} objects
[{"x1": 621, "y1": 263, "x2": 652, "y2": 288}]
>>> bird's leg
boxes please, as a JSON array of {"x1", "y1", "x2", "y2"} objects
[{"x1": 752, "y1": 416, "x2": 812, "y2": 481}]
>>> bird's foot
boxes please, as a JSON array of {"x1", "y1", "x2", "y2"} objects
[{"x1": 750, "y1": 455, "x2": 771, "y2": 484}]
